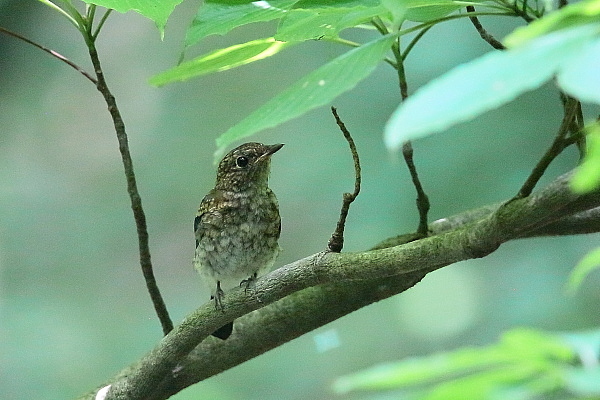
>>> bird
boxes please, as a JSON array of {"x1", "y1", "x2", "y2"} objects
[{"x1": 194, "y1": 142, "x2": 283, "y2": 340}]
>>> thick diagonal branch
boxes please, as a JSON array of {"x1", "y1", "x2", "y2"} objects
[{"x1": 91, "y1": 170, "x2": 600, "y2": 400}]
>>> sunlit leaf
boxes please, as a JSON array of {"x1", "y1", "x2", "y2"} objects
[
  {"x1": 333, "y1": 328, "x2": 574, "y2": 395},
  {"x1": 504, "y1": 0, "x2": 600, "y2": 47},
  {"x1": 384, "y1": 25, "x2": 599, "y2": 151},
  {"x1": 185, "y1": 0, "x2": 297, "y2": 47},
  {"x1": 565, "y1": 246, "x2": 600, "y2": 294},
  {"x1": 214, "y1": 34, "x2": 397, "y2": 160},
  {"x1": 571, "y1": 122, "x2": 600, "y2": 193},
  {"x1": 275, "y1": 2, "x2": 386, "y2": 41},
  {"x1": 149, "y1": 38, "x2": 293, "y2": 86}
]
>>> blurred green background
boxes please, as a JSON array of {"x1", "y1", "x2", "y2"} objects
[{"x1": 1, "y1": 1, "x2": 599, "y2": 399}]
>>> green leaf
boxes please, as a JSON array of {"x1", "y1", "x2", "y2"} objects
[
  {"x1": 214, "y1": 33, "x2": 397, "y2": 159},
  {"x1": 557, "y1": 37, "x2": 600, "y2": 104},
  {"x1": 149, "y1": 38, "x2": 292, "y2": 86},
  {"x1": 571, "y1": 122, "x2": 600, "y2": 193},
  {"x1": 384, "y1": 25, "x2": 599, "y2": 151},
  {"x1": 565, "y1": 246, "x2": 600, "y2": 294},
  {"x1": 83, "y1": 0, "x2": 183, "y2": 34},
  {"x1": 185, "y1": 0, "x2": 297, "y2": 47},
  {"x1": 275, "y1": 2, "x2": 386, "y2": 41},
  {"x1": 504, "y1": 0, "x2": 600, "y2": 48},
  {"x1": 333, "y1": 328, "x2": 573, "y2": 395},
  {"x1": 402, "y1": 0, "x2": 464, "y2": 23}
]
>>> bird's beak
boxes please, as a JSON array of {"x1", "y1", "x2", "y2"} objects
[{"x1": 261, "y1": 143, "x2": 284, "y2": 159}]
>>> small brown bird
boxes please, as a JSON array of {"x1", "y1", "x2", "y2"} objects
[{"x1": 194, "y1": 142, "x2": 283, "y2": 339}]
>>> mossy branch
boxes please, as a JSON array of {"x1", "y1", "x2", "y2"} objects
[{"x1": 85, "y1": 169, "x2": 600, "y2": 400}]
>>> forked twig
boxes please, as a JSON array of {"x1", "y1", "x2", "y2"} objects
[{"x1": 328, "y1": 107, "x2": 361, "y2": 253}]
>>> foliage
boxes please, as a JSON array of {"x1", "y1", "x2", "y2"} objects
[
  {"x1": 333, "y1": 328, "x2": 600, "y2": 399},
  {"x1": 149, "y1": 0, "x2": 514, "y2": 157},
  {"x1": 15, "y1": 0, "x2": 600, "y2": 399}
]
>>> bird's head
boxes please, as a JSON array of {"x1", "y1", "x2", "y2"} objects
[{"x1": 215, "y1": 142, "x2": 284, "y2": 191}]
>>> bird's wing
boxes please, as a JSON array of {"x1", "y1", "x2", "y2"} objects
[{"x1": 195, "y1": 189, "x2": 224, "y2": 248}]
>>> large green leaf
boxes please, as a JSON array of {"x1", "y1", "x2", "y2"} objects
[
  {"x1": 185, "y1": 0, "x2": 298, "y2": 47},
  {"x1": 149, "y1": 38, "x2": 293, "y2": 86},
  {"x1": 84, "y1": 0, "x2": 183, "y2": 34},
  {"x1": 557, "y1": 36, "x2": 600, "y2": 104},
  {"x1": 384, "y1": 25, "x2": 600, "y2": 151},
  {"x1": 215, "y1": 34, "x2": 397, "y2": 159}
]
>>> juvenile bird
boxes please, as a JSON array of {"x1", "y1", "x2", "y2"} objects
[{"x1": 194, "y1": 142, "x2": 283, "y2": 339}]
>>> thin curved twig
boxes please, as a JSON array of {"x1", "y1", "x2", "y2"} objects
[
  {"x1": 466, "y1": 5, "x2": 506, "y2": 50},
  {"x1": 328, "y1": 107, "x2": 361, "y2": 252}
]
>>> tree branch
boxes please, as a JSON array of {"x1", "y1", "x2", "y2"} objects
[
  {"x1": 84, "y1": 30, "x2": 173, "y2": 335},
  {"x1": 86, "y1": 169, "x2": 600, "y2": 400},
  {"x1": 466, "y1": 6, "x2": 506, "y2": 50},
  {"x1": 328, "y1": 107, "x2": 361, "y2": 252}
]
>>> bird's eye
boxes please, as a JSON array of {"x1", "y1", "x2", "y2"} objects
[{"x1": 236, "y1": 156, "x2": 249, "y2": 168}]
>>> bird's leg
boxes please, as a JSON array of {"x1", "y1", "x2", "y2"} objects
[{"x1": 212, "y1": 281, "x2": 225, "y2": 310}]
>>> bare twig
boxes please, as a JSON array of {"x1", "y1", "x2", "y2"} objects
[
  {"x1": 466, "y1": 6, "x2": 506, "y2": 50},
  {"x1": 327, "y1": 107, "x2": 361, "y2": 253},
  {"x1": 85, "y1": 37, "x2": 173, "y2": 335},
  {"x1": 0, "y1": 26, "x2": 97, "y2": 84},
  {"x1": 514, "y1": 96, "x2": 580, "y2": 199},
  {"x1": 402, "y1": 142, "x2": 430, "y2": 236}
]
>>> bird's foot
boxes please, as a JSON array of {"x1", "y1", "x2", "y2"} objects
[
  {"x1": 240, "y1": 272, "x2": 262, "y2": 303},
  {"x1": 239, "y1": 272, "x2": 258, "y2": 293}
]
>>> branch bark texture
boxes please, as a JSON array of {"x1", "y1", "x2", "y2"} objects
[{"x1": 85, "y1": 170, "x2": 600, "y2": 400}]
